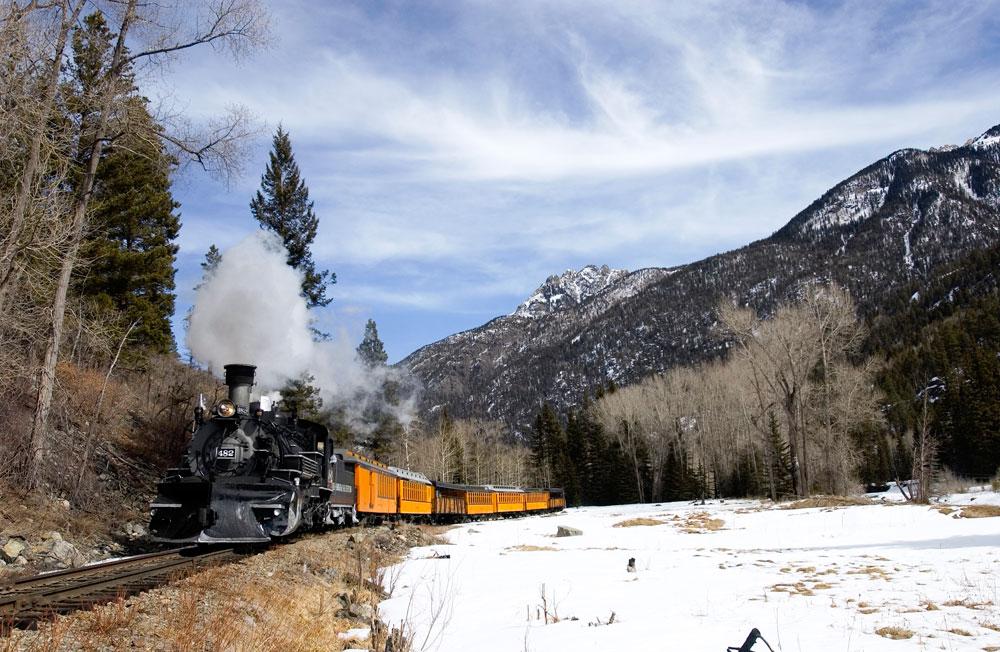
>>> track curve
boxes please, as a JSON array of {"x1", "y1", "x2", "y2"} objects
[{"x1": 0, "y1": 546, "x2": 245, "y2": 629}]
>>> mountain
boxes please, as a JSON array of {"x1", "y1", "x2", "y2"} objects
[{"x1": 401, "y1": 124, "x2": 1000, "y2": 433}]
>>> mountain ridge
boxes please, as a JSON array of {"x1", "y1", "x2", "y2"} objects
[{"x1": 401, "y1": 123, "x2": 1000, "y2": 433}]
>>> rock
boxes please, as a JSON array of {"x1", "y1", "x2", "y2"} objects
[
  {"x1": 2, "y1": 539, "x2": 26, "y2": 563},
  {"x1": 122, "y1": 522, "x2": 147, "y2": 539},
  {"x1": 556, "y1": 526, "x2": 582, "y2": 537},
  {"x1": 48, "y1": 540, "x2": 87, "y2": 568},
  {"x1": 60, "y1": 500, "x2": 70, "y2": 510},
  {"x1": 14, "y1": 556, "x2": 28, "y2": 566},
  {"x1": 42, "y1": 531, "x2": 62, "y2": 542},
  {"x1": 348, "y1": 603, "x2": 374, "y2": 621}
]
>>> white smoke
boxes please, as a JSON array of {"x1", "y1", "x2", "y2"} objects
[{"x1": 186, "y1": 231, "x2": 419, "y2": 430}]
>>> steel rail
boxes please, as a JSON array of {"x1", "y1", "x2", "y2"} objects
[{"x1": 0, "y1": 546, "x2": 242, "y2": 629}]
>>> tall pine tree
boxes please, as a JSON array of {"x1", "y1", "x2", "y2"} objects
[
  {"x1": 75, "y1": 14, "x2": 180, "y2": 354},
  {"x1": 357, "y1": 319, "x2": 388, "y2": 367},
  {"x1": 250, "y1": 126, "x2": 334, "y2": 308}
]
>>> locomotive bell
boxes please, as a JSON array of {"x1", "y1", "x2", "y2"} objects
[{"x1": 223, "y1": 363, "x2": 256, "y2": 410}]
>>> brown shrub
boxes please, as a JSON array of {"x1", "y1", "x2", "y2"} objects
[
  {"x1": 875, "y1": 626, "x2": 914, "y2": 639},
  {"x1": 781, "y1": 496, "x2": 872, "y2": 510}
]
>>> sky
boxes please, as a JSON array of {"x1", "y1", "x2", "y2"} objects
[{"x1": 154, "y1": 0, "x2": 1000, "y2": 363}]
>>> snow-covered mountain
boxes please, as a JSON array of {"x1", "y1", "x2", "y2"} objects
[
  {"x1": 513, "y1": 265, "x2": 628, "y2": 319},
  {"x1": 401, "y1": 123, "x2": 1000, "y2": 433}
]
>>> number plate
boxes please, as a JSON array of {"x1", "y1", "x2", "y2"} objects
[{"x1": 217, "y1": 447, "x2": 237, "y2": 459}]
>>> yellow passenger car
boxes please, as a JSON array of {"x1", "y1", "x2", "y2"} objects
[
  {"x1": 524, "y1": 489, "x2": 550, "y2": 511},
  {"x1": 490, "y1": 486, "x2": 526, "y2": 514},
  {"x1": 392, "y1": 466, "x2": 434, "y2": 515}
]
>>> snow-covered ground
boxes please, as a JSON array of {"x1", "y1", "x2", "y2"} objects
[{"x1": 379, "y1": 494, "x2": 1000, "y2": 651}]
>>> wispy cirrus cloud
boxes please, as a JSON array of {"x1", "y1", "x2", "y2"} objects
[{"x1": 162, "y1": 0, "x2": 1000, "y2": 360}]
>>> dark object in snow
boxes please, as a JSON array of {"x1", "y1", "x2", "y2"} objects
[
  {"x1": 626, "y1": 557, "x2": 636, "y2": 573},
  {"x1": 727, "y1": 628, "x2": 775, "y2": 652},
  {"x1": 865, "y1": 482, "x2": 890, "y2": 493},
  {"x1": 556, "y1": 526, "x2": 583, "y2": 537}
]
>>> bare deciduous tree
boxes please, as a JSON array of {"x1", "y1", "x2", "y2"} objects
[{"x1": 8, "y1": 0, "x2": 271, "y2": 488}]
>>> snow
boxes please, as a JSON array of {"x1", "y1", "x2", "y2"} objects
[
  {"x1": 971, "y1": 134, "x2": 1000, "y2": 150},
  {"x1": 338, "y1": 627, "x2": 371, "y2": 642},
  {"x1": 379, "y1": 497, "x2": 1000, "y2": 651}
]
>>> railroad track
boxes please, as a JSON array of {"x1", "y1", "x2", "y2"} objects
[{"x1": 0, "y1": 546, "x2": 244, "y2": 629}]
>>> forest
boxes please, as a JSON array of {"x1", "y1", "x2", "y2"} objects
[{"x1": 522, "y1": 248, "x2": 1000, "y2": 506}]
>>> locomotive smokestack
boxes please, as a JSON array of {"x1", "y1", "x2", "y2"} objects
[{"x1": 224, "y1": 363, "x2": 256, "y2": 410}]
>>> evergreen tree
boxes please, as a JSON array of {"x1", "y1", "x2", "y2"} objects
[
  {"x1": 198, "y1": 245, "x2": 222, "y2": 285},
  {"x1": 280, "y1": 374, "x2": 323, "y2": 418},
  {"x1": 75, "y1": 14, "x2": 179, "y2": 354},
  {"x1": 530, "y1": 403, "x2": 567, "y2": 488},
  {"x1": 357, "y1": 319, "x2": 388, "y2": 367},
  {"x1": 250, "y1": 126, "x2": 334, "y2": 308}
]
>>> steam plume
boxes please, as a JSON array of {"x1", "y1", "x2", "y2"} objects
[{"x1": 186, "y1": 232, "x2": 417, "y2": 430}]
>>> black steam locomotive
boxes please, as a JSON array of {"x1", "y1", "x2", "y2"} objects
[{"x1": 149, "y1": 364, "x2": 356, "y2": 543}]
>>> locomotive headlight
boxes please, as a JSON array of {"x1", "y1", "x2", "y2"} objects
[{"x1": 215, "y1": 399, "x2": 237, "y2": 418}]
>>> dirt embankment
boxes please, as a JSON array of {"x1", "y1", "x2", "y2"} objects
[
  {"x1": 2, "y1": 523, "x2": 445, "y2": 651},
  {"x1": 0, "y1": 483, "x2": 154, "y2": 579}
]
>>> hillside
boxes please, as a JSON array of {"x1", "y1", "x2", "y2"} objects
[{"x1": 402, "y1": 124, "x2": 1000, "y2": 433}]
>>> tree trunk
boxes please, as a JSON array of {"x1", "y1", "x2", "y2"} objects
[
  {"x1": 26, "y1": 0, "x2": 138, "y2": 489},
  {"x1": 0, "y1": 1, "x2": 84, "y2": 314}
]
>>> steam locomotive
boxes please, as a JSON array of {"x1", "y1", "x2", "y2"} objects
[{"x1": 149, "y1": 364, "x2": 565, "y2": 544}]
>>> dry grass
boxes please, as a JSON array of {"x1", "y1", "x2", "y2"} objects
[
  {"x1": 781, "y1": 496, "x2": 872, "y2": 510},
  {"x1": 945, "y1": 627, "x2": 972, "y2": 636},
  {"x1": 674, "y1": 512, "x2": 725, "y2": 533},
  {"x1": 506, "y1": 545, "x2": 557, "y2": 552},
  {"x1": 959, "y1": 505, "x2": 1000, "y2": 519},
  {"x1": 875, "y1": 626, "x2": 914, "y2": 639},
  {"x1": 2, "y1": 525, "x2": 442, "y2": 651},
  {"x1": 942, "y1": 598, "x2": 993, "y2": 609},
  {"x1": 612, "y1": 518, "x2": 665, "y2": 528},
  {"x1": 769, "y1": 582, "x2": 815, "y2": 596},
  {"x1": 847, "y1": 565, "x2": 891, "y2": 580}
]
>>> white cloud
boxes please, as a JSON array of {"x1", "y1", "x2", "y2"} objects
[{"x1": 159, "y1": 0, "x2": 1000, "y2": 326}]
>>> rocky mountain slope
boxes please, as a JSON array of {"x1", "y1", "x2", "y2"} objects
[{"x1": 401, "y1": 124, "x2": 1000, "y2": 433}]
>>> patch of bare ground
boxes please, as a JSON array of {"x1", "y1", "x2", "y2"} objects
[
  {"x1": 875, "y1": 626, "x2": 915, "y2": 639},
  {"x1": 781, "y1": 496, "x2": 872, "y2": 510},
  {"x1": 943, "y1": 598, "x2": 994, "y2": 609},
  {"x1": 847, "y1": 565, "x2": 892, "y2": 580},
  {"x1": 505, "y1": 545, "x2": 556, "y2": 552},
  {"x1": 667, "y1": 511, "x2": 724, "y2": 534},
  {"x1": 769, "y1": 582, "x2": 815, "y2": 596},
  {"x1": 1, "y1": 524, "x2": 445, "y2": 651},
  {"x1": 959, "y1": 505, "x2": 1000, "y2": 519},
  {"x1": 612, "y1": 518, "x2": 665, "y2": 528}
]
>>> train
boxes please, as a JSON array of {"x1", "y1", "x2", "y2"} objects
[{"x1": 148, "y1": 364, "x2": 565, "y2": 544}]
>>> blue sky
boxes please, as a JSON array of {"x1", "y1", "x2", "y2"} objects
[{"x1": 157, "y1": 0, "x2": 1000, "y2": 363}]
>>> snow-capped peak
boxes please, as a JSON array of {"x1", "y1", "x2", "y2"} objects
[
  {"x1": 967, "y1": 124, "x2": 1000, "y2": 150},
  {"x1": 513, "y1": 264, "x2": 628, "y2": 318}
]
